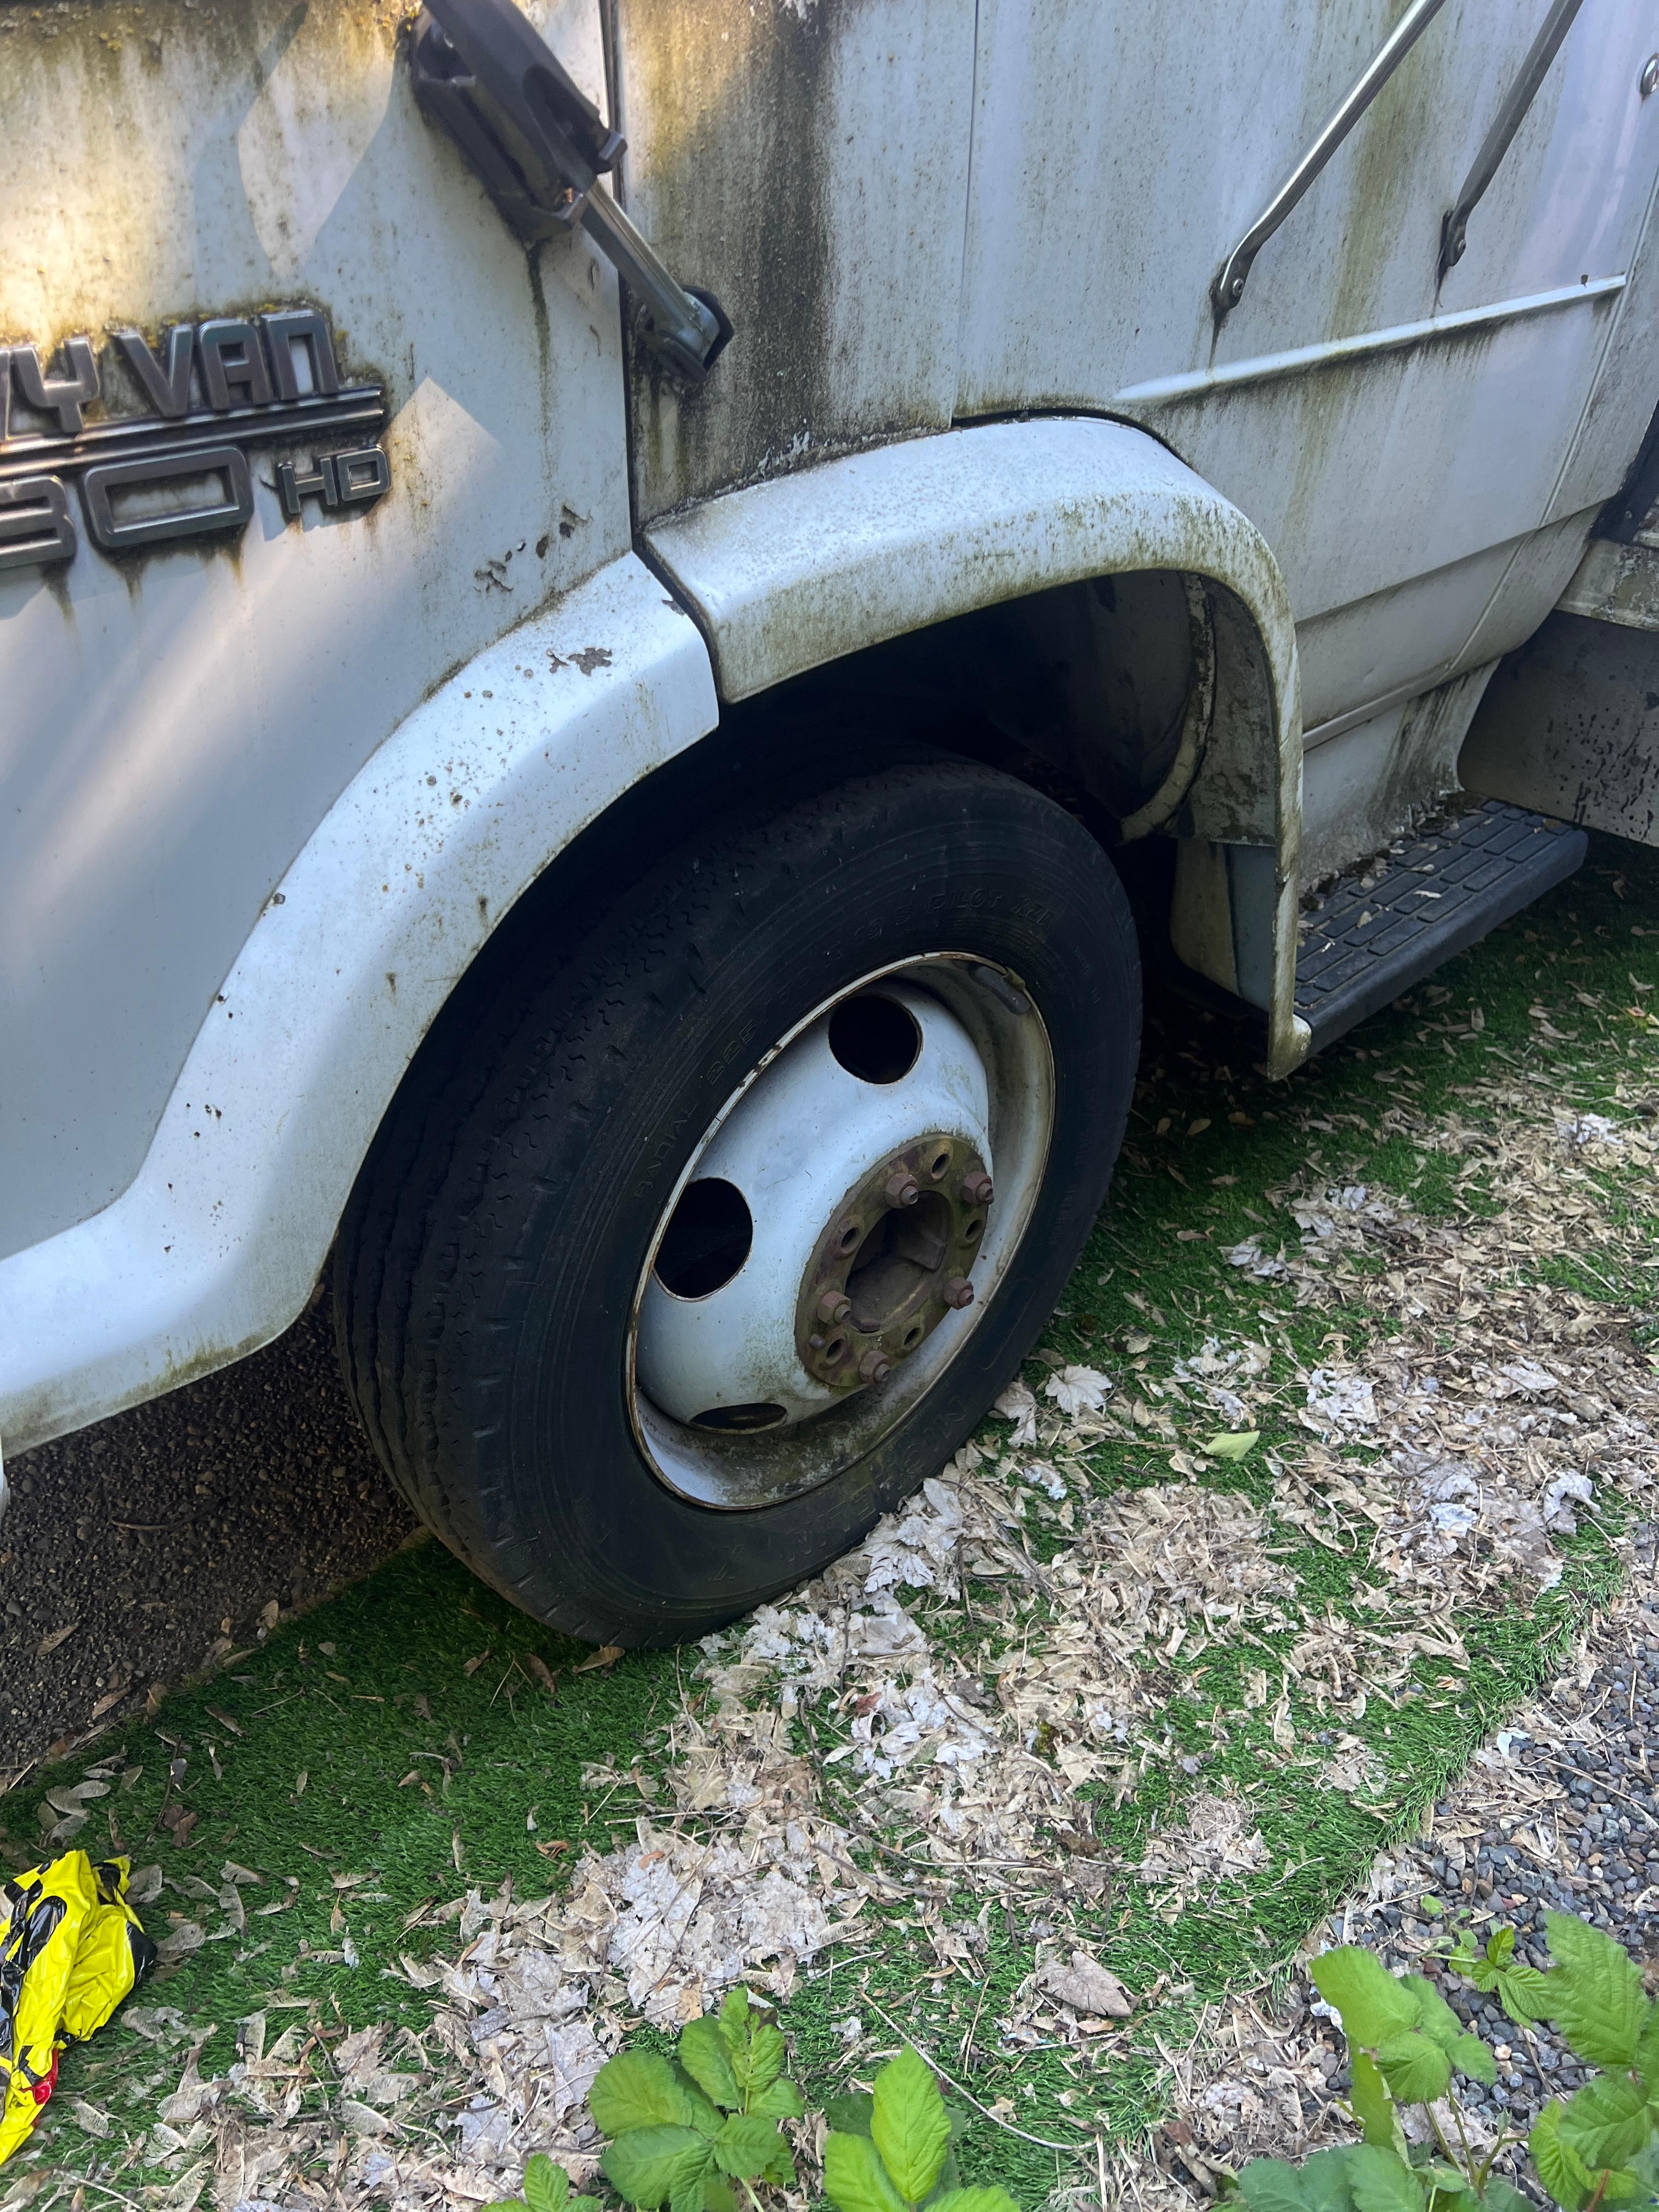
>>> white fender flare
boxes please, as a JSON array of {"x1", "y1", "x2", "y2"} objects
[{"x1": 648, "y1": 415, "x2": 1306, "y2": 1065}]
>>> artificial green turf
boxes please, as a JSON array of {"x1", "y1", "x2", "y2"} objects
[{"x1": 14, "y1": 835, "x2": 1657, "y2": 2200}]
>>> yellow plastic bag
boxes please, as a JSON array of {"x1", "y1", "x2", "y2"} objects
[{"x1": 0, "y1": 1851, "x2": 155, "y2": 2165}]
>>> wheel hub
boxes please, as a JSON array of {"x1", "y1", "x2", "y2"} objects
[
  {"x1": 796, "y1": 1134, "x2": 989, "y2": 1391},
  {"x1": 634, "y1": 979, "x2": 994, "y2": 1431}
]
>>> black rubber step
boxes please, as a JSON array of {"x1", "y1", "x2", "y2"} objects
[{"x1": 1295, "y1": 800, "x2": 1587, "y2": 1053}]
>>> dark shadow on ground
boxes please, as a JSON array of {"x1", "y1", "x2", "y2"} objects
[{"x1": 1, "y1": 1290, "x2": 416, "y2": 1774}]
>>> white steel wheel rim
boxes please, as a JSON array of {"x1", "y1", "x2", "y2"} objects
[{"x1": 627, "y1": 955, "x2": 1054, "y2": 1510}]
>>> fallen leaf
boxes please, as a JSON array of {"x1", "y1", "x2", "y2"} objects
[
  {"x1": 1203, "y1": 1431, "x2": 1261, "y2": 1462},
  {"x1": 205, "y1": 1705, "x2": 245, "y2": 1736},
  {"x1": 1043, "y1": 1365, "x2": 1111, "y2": 1417},
  {"x1": 462, "y1": 1650, "x2": 492, "y2": 1678},
  {"x1": 992, "y1": 1379, "x2": 1039, "y2": 1447},
  {"x1": 524, "y1": 1653, "x2": 561, "y2": 1696},
  {"x1": 574, "y1": 1644, "x2": 625, "y2": 1673},
  {"x1": 37, "y1": 1623, "x2": 78, "y2": 1658},
  {"x1": 1036, "y1": 1950, "x2": 1134, "y2": 2018}
]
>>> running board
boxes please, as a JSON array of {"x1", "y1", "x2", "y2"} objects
[{"x1": 1294, "y1": 800, "x2": 1587, "y2": 1053}]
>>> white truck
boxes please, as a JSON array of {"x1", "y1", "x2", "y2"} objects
[{"x1": 3, "y1": 0, "x2": 1656, "y2": 1643}]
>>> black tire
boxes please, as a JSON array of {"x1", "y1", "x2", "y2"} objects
[{"x1": 335, "y1": 749, "x2": 1140, "y2": 1645}]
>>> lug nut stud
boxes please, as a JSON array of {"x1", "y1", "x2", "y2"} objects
[
  {"x1": 962, "y1": 1170, "x2": 994, "y2": 1206},
  {"x1": 859, "y1": 1347, "x2": 893, "y2": 1384},
  {"x1": 817, "y1": 1290, "x2": 852, "y2": 1324},
  {"x1": 884, "y1": 1169, "x2": 921, "y2": 1208},
  {"x1": 943, "y1": 1276, "x2": 975, "y2": 1310}
]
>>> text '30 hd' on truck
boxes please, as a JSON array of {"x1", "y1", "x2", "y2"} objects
[{"x1": 2, "y1": 0, "x2": 1655, "y2": 1641}]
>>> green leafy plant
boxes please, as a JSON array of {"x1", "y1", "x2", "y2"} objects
[
  {"x1": 1445, "y1": 1925, "x2": 1551, "y2": 2030},
  {"x1": 485, "y1": 2151, "x2": 601, "y2": 2212},
  {"x1": 1235, "y1": 1913, "x2": 1659, "y2": 2212},
  {"x1": 822, "y1": 2046, "x2": 1018, "y2": 2212},
  {"x1": 589, "y1": 1988, "x2": 804, "y2": 2212}
]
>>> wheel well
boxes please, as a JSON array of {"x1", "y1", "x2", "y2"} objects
[
  {"x1": 724, "y1": 568, "x2": 1211, "y2": 842},
  {"x1": 360, "y1": 560, "x2": 1280, "y2": 1239}
]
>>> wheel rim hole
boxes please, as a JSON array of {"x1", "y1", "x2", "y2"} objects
[
  {"x1": 654, "y1": 1178, "x2": 753, "y2": 1297},
  {"x1": 824, "y1": 1335, "x2": 848, "y2": 1364},
  {"x1": 902, "y1": 1323, "x2": 923, "y2": 1349},
  {"x1": 837, "y1": 1221, "x2": 861, "y2": 1254},
  {"x1": 847, "y1": 1190, "x2": 953, "y2": 1330},
  {"x1": 929, "y1": 1148, "x2": 951, "y2": 1178},
  {"x1": 829, "y1": 993, "x2": 922, "y2": 1084},
  {"x1": 964, "y1": 1215, "x2": 983, "y2": 1242},
  {"x1": 690, "y1": 1402, "x2": 788, "y2": 1432}
]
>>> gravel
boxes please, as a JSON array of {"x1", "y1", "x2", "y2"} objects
[
  {"x1": 0, "y1": 1289, "x2": 416, "y2": 1779},
  {"x1": 1307, "y1": 1606, "x2": 1659, "y2": 2142},
  {"x1": 1159, "y1": 1581, "x2": 1659, "y2": 2198}
]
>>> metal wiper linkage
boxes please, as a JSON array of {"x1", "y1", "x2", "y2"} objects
[{"x1": 410, "y1": 0, "x2": 732, "y2": 381}]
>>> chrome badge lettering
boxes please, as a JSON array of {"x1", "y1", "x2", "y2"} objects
[{"x1": 0, "y1": 309, "x2": 388, "y2": 574}]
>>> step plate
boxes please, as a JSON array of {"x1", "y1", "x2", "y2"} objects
[{"x1": 1295, "y1": 801, "x2": 1587, "y2": 1054}]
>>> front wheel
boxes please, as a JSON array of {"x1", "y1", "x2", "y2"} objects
[{"x1": 336, "y1": 751, "x2": 1141, "y2": 1644}]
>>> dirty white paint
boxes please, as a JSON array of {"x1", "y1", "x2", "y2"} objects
[
  {"x1": 0, "y1": 555, "x2": 719, "y2": 1457},
  {"x1": 1559, "y1": 536, "x2": 1659, "y2": 633},
  {"x1": 7, "y1": 0, "x2": 1659, "y2": 1458},
  {"x1": 1460, "y1": 591, "x2": 1659, "y2": 844},
  {"x1": 0, "y1": 0, "x2": 628, "y2": 1261},
  {"x1": 1109, "y1": 279, "x2": 1626, "y2": 408},
  {"x1": 618, "y1": 0, "x2": 1659, "y2": 746},
  {"x1": 645, "y1": 416, "x2": 1298, "y2": 709},
  {"x1": 1301, "y1": 665, "x2": 1497, "y2": 889},
  {"x1": 613, "y1": 0, "x2": 977, "y2": 521},
  {"x1": 957, "y1": 0, "x2": 1659, "y2": 664}
]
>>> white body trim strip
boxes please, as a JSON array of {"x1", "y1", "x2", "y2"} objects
[{"x1": 1114, "y1": 278, "x2": 1625, "y2": 406}]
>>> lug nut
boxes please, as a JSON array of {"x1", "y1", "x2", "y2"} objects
[
  {"x1": 884, "y1": 1169, "x2": 920, "y2": 1209},
  {"x1": 858, "y1": 1347, "x2": 893, "y2": 1384},
  {"x1": 961, "y1": 1170, "x2": 994, "y2": 1206},
  {"x1": 943, "y1": 1276, "x2": 975, "y2": 1310},
  {"x1": 817, "y1": 1290, "x2": 851, "y2": 1324}
]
